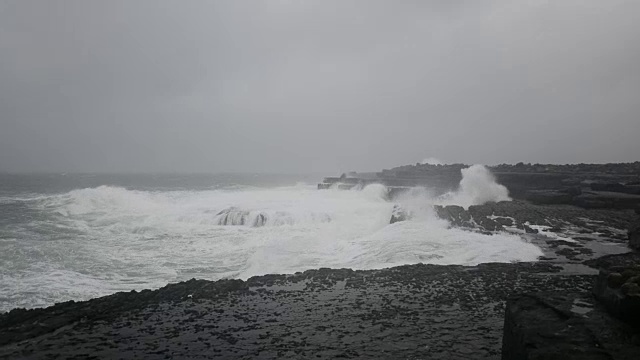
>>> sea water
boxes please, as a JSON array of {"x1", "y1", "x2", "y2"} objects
[{"x1": 0, "y1": 168, "x2": 542, "y2": 312}]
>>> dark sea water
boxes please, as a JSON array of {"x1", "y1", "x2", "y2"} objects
[{"x1": 0, "y1": 172, "x2": 542, "y2": 312}]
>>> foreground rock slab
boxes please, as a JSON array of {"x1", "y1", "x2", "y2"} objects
[
  {"x1": 502, "y1": 292, "x2": 640, "y2": 360},
  {"x1": 503, "y1": 253, "x2": 640, "y2": 360},
  {"x1": 1, "y1": 263, "x2": 595, "y2": 360}
]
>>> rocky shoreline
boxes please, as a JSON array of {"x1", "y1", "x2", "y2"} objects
[
  {"x1": 2, "y1": 163, "x2": 640, "y2": 359},
  {"x1": 319, "y1": 162, "x2": 640, "y2": 211},
  {"x1": 0, "y1": 262, "x2": 611, "y2": 359},
  {"x1": 2, "y1": 254, "x2": 638, "y2": 359}
]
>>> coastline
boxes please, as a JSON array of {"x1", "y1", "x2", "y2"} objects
[
  {"x1": 0, "y1": 261, "x2": 603, "y2": 359},
  {"x1": 2, "y1": 248, "x2": 640, "y2": 359},
  {"x1": 2, "y1": 162, "x2": 640, "y2": 359}
]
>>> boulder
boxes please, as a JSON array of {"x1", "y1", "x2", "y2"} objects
[
  {"x1": 494, "y1": 217, "x2": 514, "y2": 227},
  {"x1": 592, "y1": 266, "x2": 640, "y2": 326},
  {"x1": 502, "y1": 292, "x2": 640, "y2": 360},
  {"x1": 390, "y1": 205, "x2": 410, "y2": 224},
  {"x1": 216, "y1": 207, "x2": 268, "y2": 227},
  {"x1": 216, "y1": 207, "x2": 250, "y2": 225},
  {"x1": 468, "y1": 204, "x2": 504, "y2": 232},
  {"x1": 434, "y1": 205, "x2": 473, "y2": 228},
  {"x1": 474, "y1": 216, "x2": 504, "y2": 232},
  {"x1": 434, "y1": 204, "x2": 505, "y2": 232}
]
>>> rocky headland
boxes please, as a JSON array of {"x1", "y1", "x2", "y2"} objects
[
  {"x1": 2, "y1": 163, "x2": 640, "y2": 359},
  {"x1": 320, "y1": 162, "x2": 640, "y2": 211}
]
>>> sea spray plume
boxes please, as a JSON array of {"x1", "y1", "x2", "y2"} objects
[
  {"x1": 392, "y1": 187, "x2": 442, "y2": 223},
  {"x1": 438, "y1": 165, "x2": 511, "y2": 208},
  {"x1": 359, "y1": 183, "x2": 389, "y2": 202}
]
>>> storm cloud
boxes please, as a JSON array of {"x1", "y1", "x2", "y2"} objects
[{"x1": 1, "y1": 0, "x2": 639, "y2": 173}]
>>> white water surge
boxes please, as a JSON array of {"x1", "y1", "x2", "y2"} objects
[{"x1": 0, "y1": 166, "x2": 542, "y2": 311}]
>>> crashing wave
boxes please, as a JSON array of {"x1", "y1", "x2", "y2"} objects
[
  {"x1": 214, "y1": 207, "x2": 332, "y2": 227},
  {"x1": 215, "y1": 207, "x2": 268, "y2": 227},
  {"x1": 437, "y1": 165, "x2": 511, "y2": 208}
]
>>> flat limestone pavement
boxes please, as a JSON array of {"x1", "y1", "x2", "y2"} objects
[{"x1": 1, "y1": 263, "x2": 594, "y2": 359}]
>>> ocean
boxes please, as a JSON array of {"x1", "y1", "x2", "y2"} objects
[{"x1": 0, "y1": 170, "x2": 542, "y2": 312}]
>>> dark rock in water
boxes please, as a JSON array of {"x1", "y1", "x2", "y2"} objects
[
  {"x1": 433, "y1": 205, "x2": 473, "y2": 228},
  {"x1": 477, "y1": 200, "x2": 635, "y2": 232},
  {"x1": 216, "y1": 207, "x2": 248, "y2": 225},
  {"x1": 556, "y1": 247, "x2": 593, "y2": 261},
  {"x1": 216, "y1": 207, "x2": 268, "y2": 227},
  {"x1": 468, "y1": 204, "x2": 505, "y2": 232},
  {"x1": 433, "y1": 203, "x2": 514, "y2": 232},
  {"x1": 474, "y1": 216, "x2": 503, "y2": 232},
  {"x1": 629, "y1": 219, "x2": 640, "y2": 250},
  {"x1": 433, "y1": 200, "x2": 636, "y2": 260},
  {"x1": 390, "y1": 205, "x2": 410, "y2": 224},
  {"x1": 494, "y1": 217, "x2": 514, "y2": 227},
  {"x1": 502, "y1": 292, "x2": 640, "y2": 360},
  {"x1": 466, "y1": 203, "x2": 493, "y2": 218},
  {"x1": 254, "y1": 213, "x2": 268, "y2": 227}
]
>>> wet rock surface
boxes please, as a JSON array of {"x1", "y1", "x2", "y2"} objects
[
  {"x1": 502, "y1": 291, "x2": 640, "y2": 360},
  {"x1": 502, "y1": 252, "x2": 640, "y2": 360},
  {"x1": 389, "y1": 204, "x2": 410, "y2": 224},
  {"x1": 593, "y1": 264, "x2": 640, "y2": 326},
  {"x1": 434, "y1": 200, "x2": 636, "y2": 263},
  {"x1": 1, "y1": 263, "x2": 596, "y2": 359},
  {"x1": 215, "y1": 207, "x2": 268, "y2": 227}
]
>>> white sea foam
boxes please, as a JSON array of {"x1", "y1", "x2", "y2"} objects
[
  {"x1": 438, "y1": 164, "x2": 511, "y2": 208},
  {"x1": 0, "y1": 166, "x2": 542, "y2": 311}
]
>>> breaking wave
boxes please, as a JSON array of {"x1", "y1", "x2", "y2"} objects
[
  {"x1": 438, "y1": 164, "x2": 511, "y2": 208},
  {"x1": 0, "y1": 165, "x2": 541, "y2": 311}
]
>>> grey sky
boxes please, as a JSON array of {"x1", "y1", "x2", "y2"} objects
[{"x1": 1, "y1": 0, "x2": 639, "y2": 173}]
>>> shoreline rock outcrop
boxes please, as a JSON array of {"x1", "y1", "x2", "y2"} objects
[
  {"x1": 319, "y1": 162, "x2": 640, "y2": 210},
  {"x1": 502, "y1": 252, "x2": 640, "y2": 360},
  {"x1": 502, "y1": 291, "x2": 640, "y2": 360},
  {"x1": 389, "y1": 204, "x2": 410, "y2": 224},
  {"x1": 593, "y1": 265, "x2": 640, "y2": 325},
  {"x1": 1, "y1": 262, "x2": 597, "y2": 359}
]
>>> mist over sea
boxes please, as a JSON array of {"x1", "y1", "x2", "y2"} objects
[{"x1": 0, "y1": 170, "x2": 542, "y2": 312}]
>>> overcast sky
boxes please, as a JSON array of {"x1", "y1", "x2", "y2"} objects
[{"x1": 1, "y1": 0, "x2": 639, "y2": 173}]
